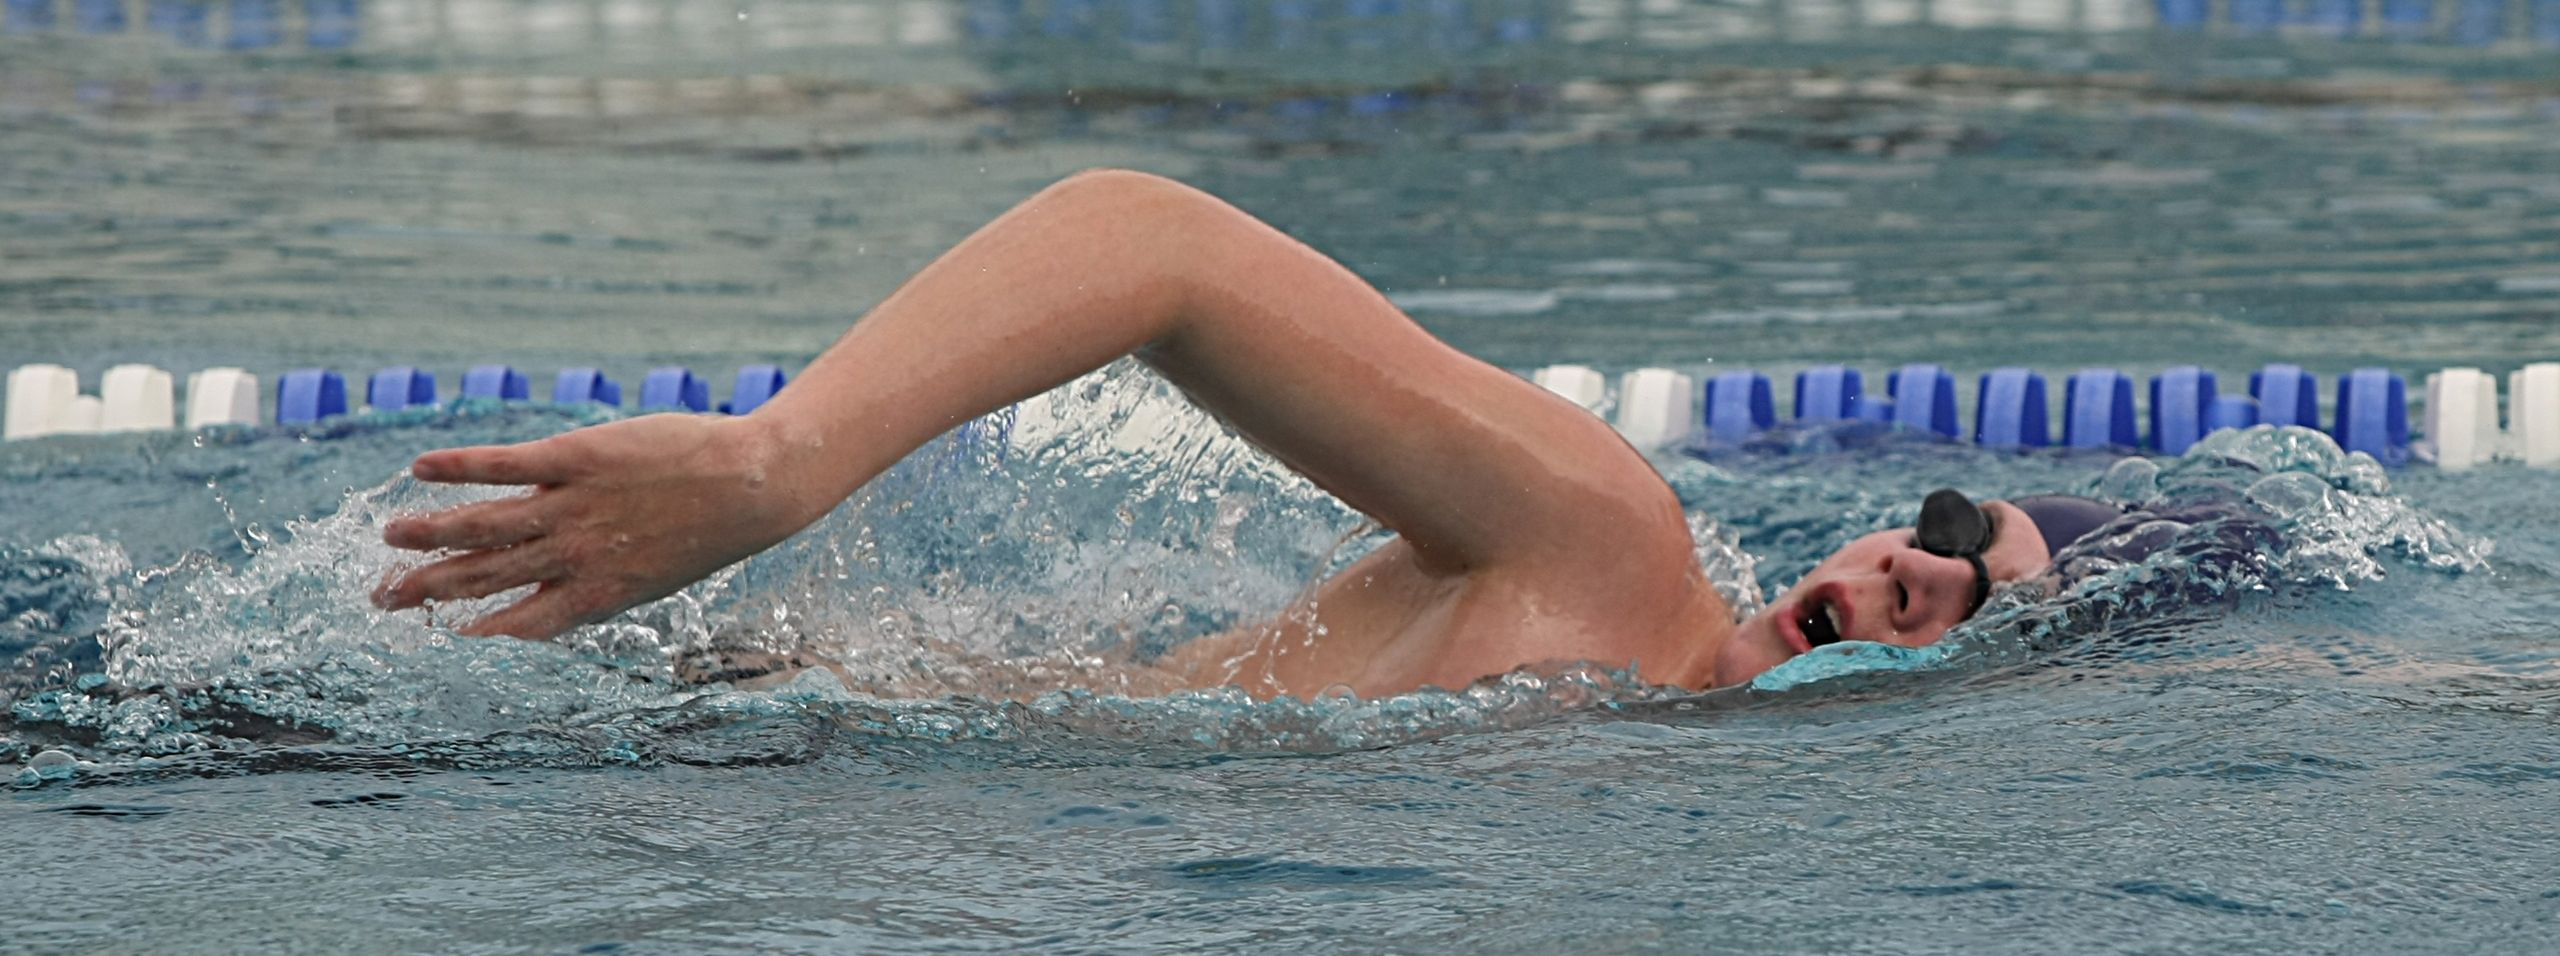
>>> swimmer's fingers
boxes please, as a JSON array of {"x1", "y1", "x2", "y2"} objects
[
  {"x1": 457, "y1": 582, "x2": 617, "y2": 640},
  {"x1": 372, "y1": 541, "x2": 567, "y2": 611},
  {"x1": 382, "y1": 494, "x2": 554, "y2": 552},
  {"x1": 408, "y1": 436, "x2": 591, "y2": 487}
]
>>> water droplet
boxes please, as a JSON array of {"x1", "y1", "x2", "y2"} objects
[{"x1": 27, "y1": 749, "x2": 79, "y2": 781}]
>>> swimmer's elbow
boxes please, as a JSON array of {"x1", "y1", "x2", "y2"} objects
[{"x1": 1039, "y1": 168, "x2": 1206, "y2": 218}]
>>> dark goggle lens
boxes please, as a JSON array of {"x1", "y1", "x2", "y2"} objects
[
  {"x1": 1916, "y1": 489, "x2": 1992, "y2": 558},
  {"x1": 1915, "y1": 488, "x2": 1994, "y2": 614}
]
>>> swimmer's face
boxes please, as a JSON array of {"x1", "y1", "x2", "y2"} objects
[{"x1": 1718, "y1": 500, "x2": 2049, "y2": 686}]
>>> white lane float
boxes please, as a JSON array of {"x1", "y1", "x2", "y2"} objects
[
  {"x1": 184, "y1": 368, "x2": 262, "y2": 429},
  {"x1": 5, "y1": 364, "x2": 81, "y2": 440},
  {"x1": 0, "y1": 360, "x2": 2551, "y2": 474},
  {"x1": 2511, "y1": 363, "x2": 2560, "y2": 467},
  {"x1": 1531, "y1": 364, "x2": 1607, "y2": 412},
  {"x1": 2422, "y1": 367, "x2": 2498, "y2": 472},
  {"x1": 1615, "y1": 368, "x2": 1696, "y2": 450},
  {"x1": 100, "y1": 364, "x2": 175, "y2": 432}
]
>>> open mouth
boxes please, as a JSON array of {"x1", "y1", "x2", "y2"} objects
[{"x1": 1797, "y1": 594, "x2": 1845, "y2": 649}]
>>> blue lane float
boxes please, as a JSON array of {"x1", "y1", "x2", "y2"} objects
[
  {"x1": 1794, "y1": 365, "x2": 1864, "y2": 422},
  {"x1": 1123, "y1": 0, "x2": 1173, "y2": 44},
  {"x1": 2156, "y1": 0, "x2": 2210, "y2": 27},
  {"x1": 725, "y1": 365, "x2": 788, "y2": 415},
  {"x1": 2455, "y1": 0, "x2": 2507, "y2": 41},
  {"x1": 2250, "y1": 363, "x2": 2319, "y2": 429},
  {"x1": 366, "y1": 367, "x2": 436, "y2": 412},
  {"x1": 1975, "y1": 368, "x2": 2049, "y2": 449},
  {"x1": 1704, "y1": 371, "x2": 1774, "y2": 449},
  {"x1": 74, "y1": 0, "x2": 123, "y2": 32},
  {"x1": 462, "y1": 365, "x2": 529, "y2": 401},
  {"x1": 2336, "y1": 367, "x2": 2410, "y2": 465},
  {"x1": 1196, "y1": 0, "x2": 1246, "y2": 48},
  {"x1": 2148, "y1": 365, "x2": 2218, "y2": 456},
  {"x1": 2065, "y1": 368, "x2": 2139, "y2": 449},
  {"x1": 1886, "y1": 364, "x2": 1959, "y2": 439},
  {"x1": 2229, "y1": 0, "x2": 2284, "y2": 30},
  {"x1": 2299, "y1": 0, "x2": 2361, "y2": 30},
  {"x1": 553, "y1": 368, "x2": 623, "y2": 407},
  {"x1": 147, "y1": 0, "x2": 209, "y2": 46},
  {"x1": 965, "y1": 0, "x2": 1017, "y2": 40},
  {"x1": 277, "y1": 369, "x2": 347, "y2": 425},
  {"x1": 305, "y1": 0, "x2": 357, "y2": 48},
  {"x1": 225, "y1": 0, "x2": 277, "y2": 48},
  {"x1": 2205, "y1": 395, "x2": 2260, "y2": 432},
  {"x1": 0, "y1": 359, "x2": 2469, "y2": 473},
  {"x1": 1042, "y1": 0, "x2": 1099, "y2": 38},
  {"x1": 1855, "y1": 395, "x2": 1896, "y2": 424},
  {"x1": 640, "y1": 367, "x2": 711, "y2": 412},
  {"x1": 5, "y1": 0, "x2": 57, "y2": 33},
  {"x1": 1423, "y1": 0, "x2": 1476, "y2": 50},
  {"x1": 2383, "y1": 0, "x2": 2434, "y2": 31}
]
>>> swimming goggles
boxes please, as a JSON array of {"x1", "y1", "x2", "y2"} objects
[{"x1": 1915, "y1": 488, "x2": 1995, "y2": 615}]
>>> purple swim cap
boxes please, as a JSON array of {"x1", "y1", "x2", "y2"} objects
[{"x1": 2007, "y1": 494, "x2": 2131, "y2": 558}]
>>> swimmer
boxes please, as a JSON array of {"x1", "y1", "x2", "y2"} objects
[{"x1": 372, "y1": 169, "x2": 2122, "y2": 698}]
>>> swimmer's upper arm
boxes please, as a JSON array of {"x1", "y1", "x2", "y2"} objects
[
  {"x1": 1127, "y1": 172, "x2": 1699, "y2": 584},
  {"x1": 381, "y1": 168, "x2": 1712, "y2": 646}
]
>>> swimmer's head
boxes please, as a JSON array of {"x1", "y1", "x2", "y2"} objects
[{"x1": 1715, "y1": 489, "x2": 2124, "y2": 686}]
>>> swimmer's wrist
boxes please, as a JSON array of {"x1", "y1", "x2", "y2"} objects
[{"x1": 728, "y1": 407, "x2": 868, "y2": 526}]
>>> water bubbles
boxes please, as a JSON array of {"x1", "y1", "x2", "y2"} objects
[
  {"x1": 2098, "y1": 456, "x2": 2161, "y2": 500},
  {"x1": 16, "y1": 748, "x2": 80, "y2": 786},
  {"x1": 2245, "y1": 469, "x2": 2333, "y2": 517}
]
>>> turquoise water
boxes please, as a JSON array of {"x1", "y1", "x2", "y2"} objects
[{"x1": 8, "y1": 2, "x2": 2560, "y2": 952}]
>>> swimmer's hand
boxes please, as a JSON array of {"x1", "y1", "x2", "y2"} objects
[{"x1": 372, "y1": 414, "x2": 823, "y2": 639}]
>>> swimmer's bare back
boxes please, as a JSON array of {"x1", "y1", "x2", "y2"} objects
[{"x1": 374, "y1": 169, "x2": 1736, "y2": 698}]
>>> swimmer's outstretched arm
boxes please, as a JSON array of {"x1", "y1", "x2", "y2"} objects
[{"x1": 377, "y1": 169, "x2": 1710, "y2": 656}]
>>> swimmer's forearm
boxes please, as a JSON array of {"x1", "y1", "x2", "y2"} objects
[{"x1": 742, "y1": 169, "x2": 1202, "y2": 513}]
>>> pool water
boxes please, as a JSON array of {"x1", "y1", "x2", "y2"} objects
[{"x1": 7, "y1": 1, "x2": 2560, "y2": 951}]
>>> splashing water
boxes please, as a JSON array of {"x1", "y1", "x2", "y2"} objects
[
  {"x1": 0, "y1": 369, "x2": 2489, "y2": 784},
  {"x1": 1641, "y1": 425, "x2": 2489, "y2": 702}
]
